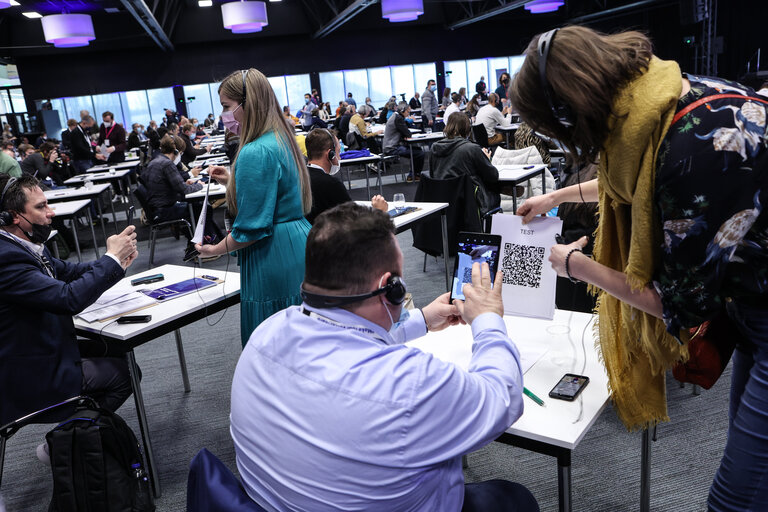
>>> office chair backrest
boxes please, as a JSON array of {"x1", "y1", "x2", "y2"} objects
[{"x1": 471, "y1": 123, "x2": 490, "y2": 148}]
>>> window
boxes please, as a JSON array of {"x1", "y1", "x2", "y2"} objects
[
  {"x1": 267, "y1": 76, "x2": 289, "y2": 112},
  {"x1": 509, "y1": 56, "x2": 525, "y2": 77},
  {"x1": 319, "y1": 71, "x2": 344, "y2": 106},
  {"x1": 64, "y1": 96, "x2": 95, "y2": 121},
  {"x1": 489, "y1": 57, "x2": 509, "y2": 92},
  {"x1": 184, "y1": 84, "x2": 215, "y2": 124},
  {"x1": 413, "y1": 63, "x2": 436, "y2": 96},
  {"x1": 444, "y1": 61, "x2": 466, "y2": 93},
  {"x1": 0, "y1": 91, "x2": 11, "y2": 116},
  {"x1": 466, "y1": 59, "x2": 488, "y2": 94},
  {"x1": 119, "y1": 90, "x2": 151, "y2": 128},
  {"x1": 342, "y1": 69, "x2": 368, "y2": 106},
  {"x1": 146, "y1": 87, "x2": 175, "y2": 123},
  {"x1": 367, "y1": 67, "x2": 392, "y2": 107},
  {"x1": 50, "y1": 98, "x2": 68, "y2": 130},
  {"x1": 209, "y1": 83, "x2": 222, "y2": 114},
  {"x1": 391, "y1": 65, "x2": 415, "y2": 102},
  {"x1": 285, "y1": 74, "x2": 311, "y2": 114},
  {"x1": 92, "y1": 93, "x2": 125, "y2": 127},
  {"x1": 9, "y1": 89, "x2": 27, "y2": 113}
]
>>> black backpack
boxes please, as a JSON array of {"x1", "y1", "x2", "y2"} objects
[{"x1": 46, "y1": 406, "x2": 155, "y2": 512}]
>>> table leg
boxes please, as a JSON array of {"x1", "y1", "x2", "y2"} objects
[
  {"x1": 85, "y1": 208, "x2": 100, "y2": 259},
  {"x1": 107, "y1": 191, "x2": 119, "y2": 234},
  {"x1": 512, "y1": 183, "x2": 518, "y2": 215},
  {"x1": 377, "y1": 160, "x2": 384, "y2": 195},
  {"x1": 409, "y1": 144, "x2": 415, "y2": 179},
  {"x1": 441, "y1": 211, "x2": 450, "y2": 292},
  {"x1": 364, "y1": 164, "x2": 371, "y2": 198},
  {"x1": 68, "y1": 218, "x2": 82, "y2": 262},
  {"x1": 541, "y1": 168, "x2": 547, "y2": 195},
  {"x1": 50, "y1": 237, "x2": 60, "y2": 258},
  {"x1": 96, "y1": 196, "x2": 107, "y2": 243},
  {"x1": 174, "y1": 329, "x2": 191, "y2": 393},
  {"x1": 505, "y1": 131, "x2": 510, "y2": 148},
  {"x1": 641, "y1": 428, "x2": 651, "y2": 512},
  {"x1": 121, "y1": 176, "x2": 131, "y2": 227},
  {"x1": 558, "y1": 450, "x2": 573, "y2": 512},
  {"x1": 188, "y1": 203, "x2": 195, "y2": 228},
  {"x1": 126, "y1": 349, "x2": 161, "y2": 498}
]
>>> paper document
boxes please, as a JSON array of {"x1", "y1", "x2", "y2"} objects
[
  {"x1": 491, "y1": 214, "x2": 563, "y2": 320},
  {"x1": 191, "y1": 181, "x2": 211, "y2": 244},
  {"x1": 77, "y1": 290, "x2": 155, "y2": 323}
]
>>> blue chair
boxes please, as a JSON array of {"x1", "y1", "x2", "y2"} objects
[{"x1": 187, "y1": 448, "x2": 266, "y2": 512}]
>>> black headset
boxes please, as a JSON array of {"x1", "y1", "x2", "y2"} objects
[
  {"x1": 537, "y1": 28, "x2": 575, "y2": 129},
  {"x1": 0, "y1": 177, "x2": 17, "y2": 227},
  {"x1": 301, "y1": 275, "x2": 407, "y2": 309},
  {"x1": 241, "y1": 69, "x2": 247, "y2": 102},
  {"x1": 321, "y1": 128, "x2": 336, "y2": 162}
]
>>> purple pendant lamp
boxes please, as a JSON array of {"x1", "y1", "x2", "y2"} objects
[
  {"x1": 381, "y1": 0, "x2": 424, "y2": 22},
  {"x1": 222, "y1": 1, "x2": 269, "y2": 33},
  {"x1": 524, "y1": 0, "x2": 565, "y2": 14},
  {"x1": 41, "y1": 14, "x2": 96, "y2": 48}
]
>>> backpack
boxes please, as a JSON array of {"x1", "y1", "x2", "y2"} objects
[{"x1": 46, "y1": 406, "x2": 155, "y2": 512}]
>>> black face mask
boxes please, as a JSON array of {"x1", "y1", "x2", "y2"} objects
[{"x1": 18, "y1": 213, "x2": 52, "y2": 244}]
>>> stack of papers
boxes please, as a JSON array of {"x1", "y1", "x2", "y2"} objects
[{"x1": 77, "y1": 289, "x2": 155, "y2": 323}]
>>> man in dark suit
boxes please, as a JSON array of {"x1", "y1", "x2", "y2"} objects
[
  {"x1": 69, "y1": 118, "x2": 95, "y2": 174},
  {"x1": 304, "y1": 129, "x2": 386, "y2": 224},
  {"x1": 0, "y1": 174, "x2": 139, "y2": 427}
]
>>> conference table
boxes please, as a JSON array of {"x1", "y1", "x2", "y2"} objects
[
  {"x1": 45, "y1": 183, "x2": 118, "y2": 240},
  {"x1": 405, "y1": 131, "x2": 446, "y2": 178},
  {"x1": 408, "y1": 309, "x2": 610, "y2": 512},
  {"x1": 64, "y1": 169, "x2": 133, "y2": 224},
  {"x1": 497, "y1": 164, "x2": 549, "y2": 213},
  {"x1": 495, "y1": 122, "x2": 521, "y2": 147},
  {"x1": 74, "y1": 264, "x2": 241, "y2": 498},
  {"x1": 49, "y1": 199, "x2": 99, "y2": 261},
  {"x1": 86, "y1": 159, "x2": 140, "y2": 173},
  {"x1": 357, "y1": 200, "x2": 451, "y2": 291}
]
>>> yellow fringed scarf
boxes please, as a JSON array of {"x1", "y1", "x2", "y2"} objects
[{"x1": 592, "y1": 57, "x2": 689, "y2": 431}]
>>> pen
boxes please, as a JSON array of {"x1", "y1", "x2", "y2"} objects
[{"x1": 523, "y1": 387, "x2": 546, "y2": 407}]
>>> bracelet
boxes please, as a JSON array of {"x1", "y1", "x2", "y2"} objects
[{"x1": 564, "y1": 248, "x2": 582, "y2": 284}]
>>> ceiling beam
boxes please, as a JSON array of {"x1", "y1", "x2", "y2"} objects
[
  {"x1": 568, "y1": 0, "x2": 674, "y2": 24},
  {"x1": 313, "y1": 0, "x2": 378, "y2": 39},
  {"x1": 119, "y1": 0, "x2": 174, "y2": 52},
  {"x1": 447, "y1": 0, "x2": 529, "y2": 30}
]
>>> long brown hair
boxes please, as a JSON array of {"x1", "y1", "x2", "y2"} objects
[
  {"x1": 509, "y1": 25, "x2": 653, "y2": 164},
  {"x1": 218, "y1": 68, "x2": 312, "y2": 216}
]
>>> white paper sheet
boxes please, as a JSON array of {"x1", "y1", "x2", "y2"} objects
[
  {"x1": 491, "y1": 214, "x2": 563, "y2": 320},
  {"x1": 77, "y1": 290, "x2": 155, "y2": 323},
  {"x1": 191, "y1": 181, "x2": 211, "y2": 244}
]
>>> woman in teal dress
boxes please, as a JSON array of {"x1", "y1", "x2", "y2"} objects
[{"x1": 196, "y1": 68, "x2": 312, "y2": 347}]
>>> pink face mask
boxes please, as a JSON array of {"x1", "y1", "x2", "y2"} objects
[{"x1": 221, "y1": 104, "x2": 242, "y2": 134}]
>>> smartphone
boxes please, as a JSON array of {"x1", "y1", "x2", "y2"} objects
[
  {"x1": 183, "y1": 243, "x2": 200, "y2": 263},
  {"x1": 388, "y1": 206, "x2": 417, "y2": 218},
  {"x1": 450, "y1": 232, "x2": 502, "y2": 302},
  {"x1": 116, "y1": 315, "x2": 152, "y2": 324},
  {"x1": 130, "y1": 273, "x2": 164, "y2": 286},
  {"x1": 127, "y1": 205, "x2": 135, "y2": 226},
  {"x1": 548, "y1": 373, "x2": 590, "y2": 401}
]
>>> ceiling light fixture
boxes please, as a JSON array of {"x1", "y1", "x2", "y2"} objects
[
  {"x1": 41, "y1": 13, "x2": 96, "y2": 47},
  {"x1": 381, "y1": 0, "x2": 423, "y2": 22},
  {"x1": 198, "y1": 0, "x2": 213, "y2": 6},
  {"x1": 23, "y1": 11, "x2": 43, "y2": 18},
  {"x1": 524, "y1": 0, "x2": 565, "y2": 14},
  {"x1": 222, "y1": 1, "x2": 268, "y2": 33},
  {"x1": 0, "y1": 1, "x2": 11, "y2": 9}
]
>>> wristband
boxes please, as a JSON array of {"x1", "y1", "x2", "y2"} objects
[{"x1": 564, "y1": 248, "x2": 582, "y2": 284}]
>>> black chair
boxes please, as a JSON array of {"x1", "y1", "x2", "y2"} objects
[
  {"x1": 471, "y1": 123, "x2": 502, "y2": 150},
  {"x1": 133, "y1": 183, "x2": 193, "y2": 268},
  {"x1": 0, "y1": 396, "x2": 97, "y2": 488}
]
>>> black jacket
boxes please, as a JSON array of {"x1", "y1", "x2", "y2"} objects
[
  {"x1": 305, "y1": 165, "x2": 351, "y2": 224},
  {"x1": 179, "y1": 132, "x2": 206, "y2": 166},
  {"x1": 69, "y1": 126, "x2": 93, "y2": 161},
  {"x1": 429, "y1": 137, "x2": 500, "y2": 214},
  {"x1": 142, "y1": 154, "x2": 202, "y2": 209},
  {"x1": 409, "y1": 97, "x2": 422, "y2": 109},
  {"x1": 127, "y1": 131, "x2": 142, "y2": 149}
]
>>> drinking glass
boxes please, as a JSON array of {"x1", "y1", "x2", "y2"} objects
[{"x1": 393, "y1": 193, "x2": 405, "y2": 212}]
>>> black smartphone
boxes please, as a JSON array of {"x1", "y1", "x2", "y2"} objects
[
  {"x1": 116, "y1": 315, "x2": 152, "y2": 324},
  {"x1": 388, "y1": 206, "x2": 417, "y2": 218},
  {"x1": 548, "y1": 373, "x2": 590, "y2": 401},
  {"x1": 183, "y1": 242, "x2": 200, "y2": 263},
  {"x1": 127, "y1": 205, "x2": 135, "y2": 226},
  {"x1": 130, "y1": 273, "x2": 164, "y2": 286},
  {"x1": 450, "y1": 232, "x2": 502, "y2": 302}
]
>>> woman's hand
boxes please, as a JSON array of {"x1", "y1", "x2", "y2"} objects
[
  {"x1": 371, "y1": 195, "x2": 388, "y2": 211},
  {"x1": 549, "y1": 236, "x2": 588, "y2": 278},
  {"x1": 516, "y1": 192, "x2": 558, "y2": 223},
  {"x1": 209, "y1": 165, "x2": 230, "y2": 185},
  {"x1": 195, "y1": 241, "x2": 221, "y2": 258}
]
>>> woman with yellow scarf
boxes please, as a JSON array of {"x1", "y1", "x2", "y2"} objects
[{"x1": 511, "y1": 26, "x2": 768, "y2": 511}]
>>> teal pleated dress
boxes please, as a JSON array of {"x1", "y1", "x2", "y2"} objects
[{"x1": 231, "y1": 131, "x2": 311, "y2": 347}]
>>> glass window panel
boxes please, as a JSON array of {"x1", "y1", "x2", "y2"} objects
[
  {"x1": 391, "y1": 65, "x2": 415, "y2": 102},
  {"x1": 413, "y1": 63, "x2": 436, "y2": 97},
  {"x1": 209, "y1": 83, "x2": 223, "y2": 114},
  {"x1": 467, "y1": 59, "x2": 488, "y2": 94},
  {"x1": 50, "y1": 98, "x2": 68, "y2": 131},
  {"x1": 489, "y1": 57, "x2": 509, "y2": 92},
  {"x1": 0, "y1": 91, "x2": 10, "y2": 115},
  {"x1": 267, "y1": 77, "x2": 289, "y2": 113},
  {"x1": 119, "y1": 90, "x2": 151, "y2": 129},
  {"x1": 342, "y1": 69, "x2": 368, "y2": 107},
  {"x1": 92, "y1": 92, "x2": 125, "y2": 127},
  {"x1": 146, "y1": 87, "x2": 175, "y2": 123},
  {"x1": 444, "y1": 60, "x2": 467, "y2": 95},
  {"x1": 285, "y1": 74, "x2": 311, "y2": 114},
  {"x1": 319, "y1": 71, "x2": 345, "y2": 107},
  {"x1": 367, "y1": 67, "x2": 392, "y2": 107},
  {"x1": 509, "y1": 55, "x2": 526, "y2": 77},
  {"x1": 184, "y1": 84, "x2": 214, "y2": 124},
  {"x1": 64, "y1": 96, "x2": 95, "y2": 121},
  {"x1": 9, "y1": 88, "x2": 26, "y2": 113}
]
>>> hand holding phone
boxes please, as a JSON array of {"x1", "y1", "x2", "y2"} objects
[
  {"x1": 450, "y1": 232, "x2": 502, "y2": 302},
  {"x1": 127, "y1": 205, "x2": 135, "y2": 226}
]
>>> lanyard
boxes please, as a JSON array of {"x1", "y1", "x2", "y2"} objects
[{"x1": 105, "y1": 123, "x2": 116, "y2": 140}]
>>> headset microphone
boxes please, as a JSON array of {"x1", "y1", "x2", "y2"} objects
[{"x1": 301, "y1": 276, "x2": 407, "y2": 309}]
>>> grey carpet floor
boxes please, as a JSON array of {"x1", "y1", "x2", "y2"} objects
[{"x1": 2, "y1": 173, "x2": 730, "y2": 511}]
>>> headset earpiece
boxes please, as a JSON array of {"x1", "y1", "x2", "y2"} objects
[
  {"x1": 241, "y1": 69, "x2": 247, "y2": 103},
  {"x1": 537, "y1": 28, "x2": 575, "y2": 129},
  {"x1": 0, "y1": 177, "x2": 18, "y2": 227},
  {"x1": 324, "y1": 129, "x2": 336, "y2": 162}
]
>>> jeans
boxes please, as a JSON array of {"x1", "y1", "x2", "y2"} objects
[
  {"x1": 462, "y1": 480, "x2": 539, "y2": 512},
  {"x1": 79, "y1": 338, "x2": 137, "y2": 413},
  {"x1": 389, "y1": 144, "x2": 424, "y2": 176},
  {"x1": 708, "y1": 300, "x2": 768, "y2": 511}
]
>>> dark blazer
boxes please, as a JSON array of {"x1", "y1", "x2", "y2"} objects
[
  {"x1": 305, "y1": 165, "x2": 351, "y2": 224},
  {"x1": 127, "y1": 131, "x2": 142, "y2": 149},
  {"x1": 69, "y1": 126, "x2": 93, "y2": 161},
  {"x1": 0, "y1": 236, "x2": 124, "y2": 424},
  {"x1": 179, "y1": 132, "x2": 206, "y2": 166}
]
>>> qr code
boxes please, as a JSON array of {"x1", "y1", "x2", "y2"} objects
[
  {"x1": 502, "y1": 243, "x2": 545, "y2": 288},
  {"x1": 462, "y1": 267, "x2": 473, "y2": 284}
]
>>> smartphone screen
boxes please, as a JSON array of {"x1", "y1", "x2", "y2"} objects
[
  {"x1": 549, "y1": 374, "x2": 589, "y2": 401},
  {"x1": 450, "y1": 232, "x2": 502, "y2": 302},
  {"x1": 127, "y1": 205, "x2": 135, "y2": 225}
]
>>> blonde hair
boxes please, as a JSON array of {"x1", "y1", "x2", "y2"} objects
[{"x1": 218, "y1": 68, "x2": 312, "y2": 216}]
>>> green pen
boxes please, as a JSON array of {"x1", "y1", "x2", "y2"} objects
[{"x1": 523, "y1": 387, "x2": 546, "y2": 407}]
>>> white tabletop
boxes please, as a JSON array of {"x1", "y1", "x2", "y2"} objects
[
  {"x1": 49, "y1": 199, "x2": 92, "y2": 216},
  {"x1": 185, "y1": 183, "x2": 226, "y2": 200},
  {"x1": 73, "y1": 264, "x2": 241, "y2": 340},
  {"x1": 408, "y1": 309, "x2": 609, "y2": 450},
  {"x1": 497, "y1": 164, "x2": 548, "y2": 182},
  {"x1": 193, "y1": 152, "x2": 229, "y2": 161},
  {"x1": 495, "y1": 123, "x2": 521, "y2": 133},
  {"x1": 339, "y1": 153, "x2": 382, "y2": 165},
  {"x1": 407, "y1": 131, "x2": 445, "y2": 143},
  {"x1": 355, "y1": 201, "x2": 449, "y2": 231},
  {"x1": 86, "y1": 160, "x2": 140, "y2": 173},
  {"x1": 45, "y1": 183, "x2": 110, "y2": 201},
  {"x1": 65, "y1": 169, "x2": 131, "y2": 184}
]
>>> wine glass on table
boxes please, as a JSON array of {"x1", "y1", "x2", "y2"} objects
[{"x1": 392, "y1": 193, "x2": 405, "y2": 213}]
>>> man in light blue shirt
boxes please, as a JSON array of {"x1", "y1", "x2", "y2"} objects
[{"x1": 230, "y1": 203, "x2": 538, "y2": 512}]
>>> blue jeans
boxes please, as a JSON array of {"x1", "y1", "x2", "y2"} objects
[
  {"x1": 462, "y1": 480, "x2": 539, "y2": 512},
  {"x1": 708, "y1": 300, "x2": 768, "y2": 511}
]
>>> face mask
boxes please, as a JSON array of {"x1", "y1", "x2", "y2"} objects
[
  {"x1": 305, "y1": 98, "x2": 311, "y2": 104},
  {"x1": 18, "y1": 213, "x2": 52, "y2": 244},
  {"x1": 104, "y1": 121, "x2": 112, "y2": 127},
  {"x1": 330, "y1": 162, "x2": 340, "y2": 175},
  {"x1": 430, "y1": 85, "x2": 436, "y2": 92},
  {"x1": 173, "y1": 153, "x2": 181, "y2": 165},
  {"x1": 221, "y1": 104, "x2": 242, "y2": 135}
]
